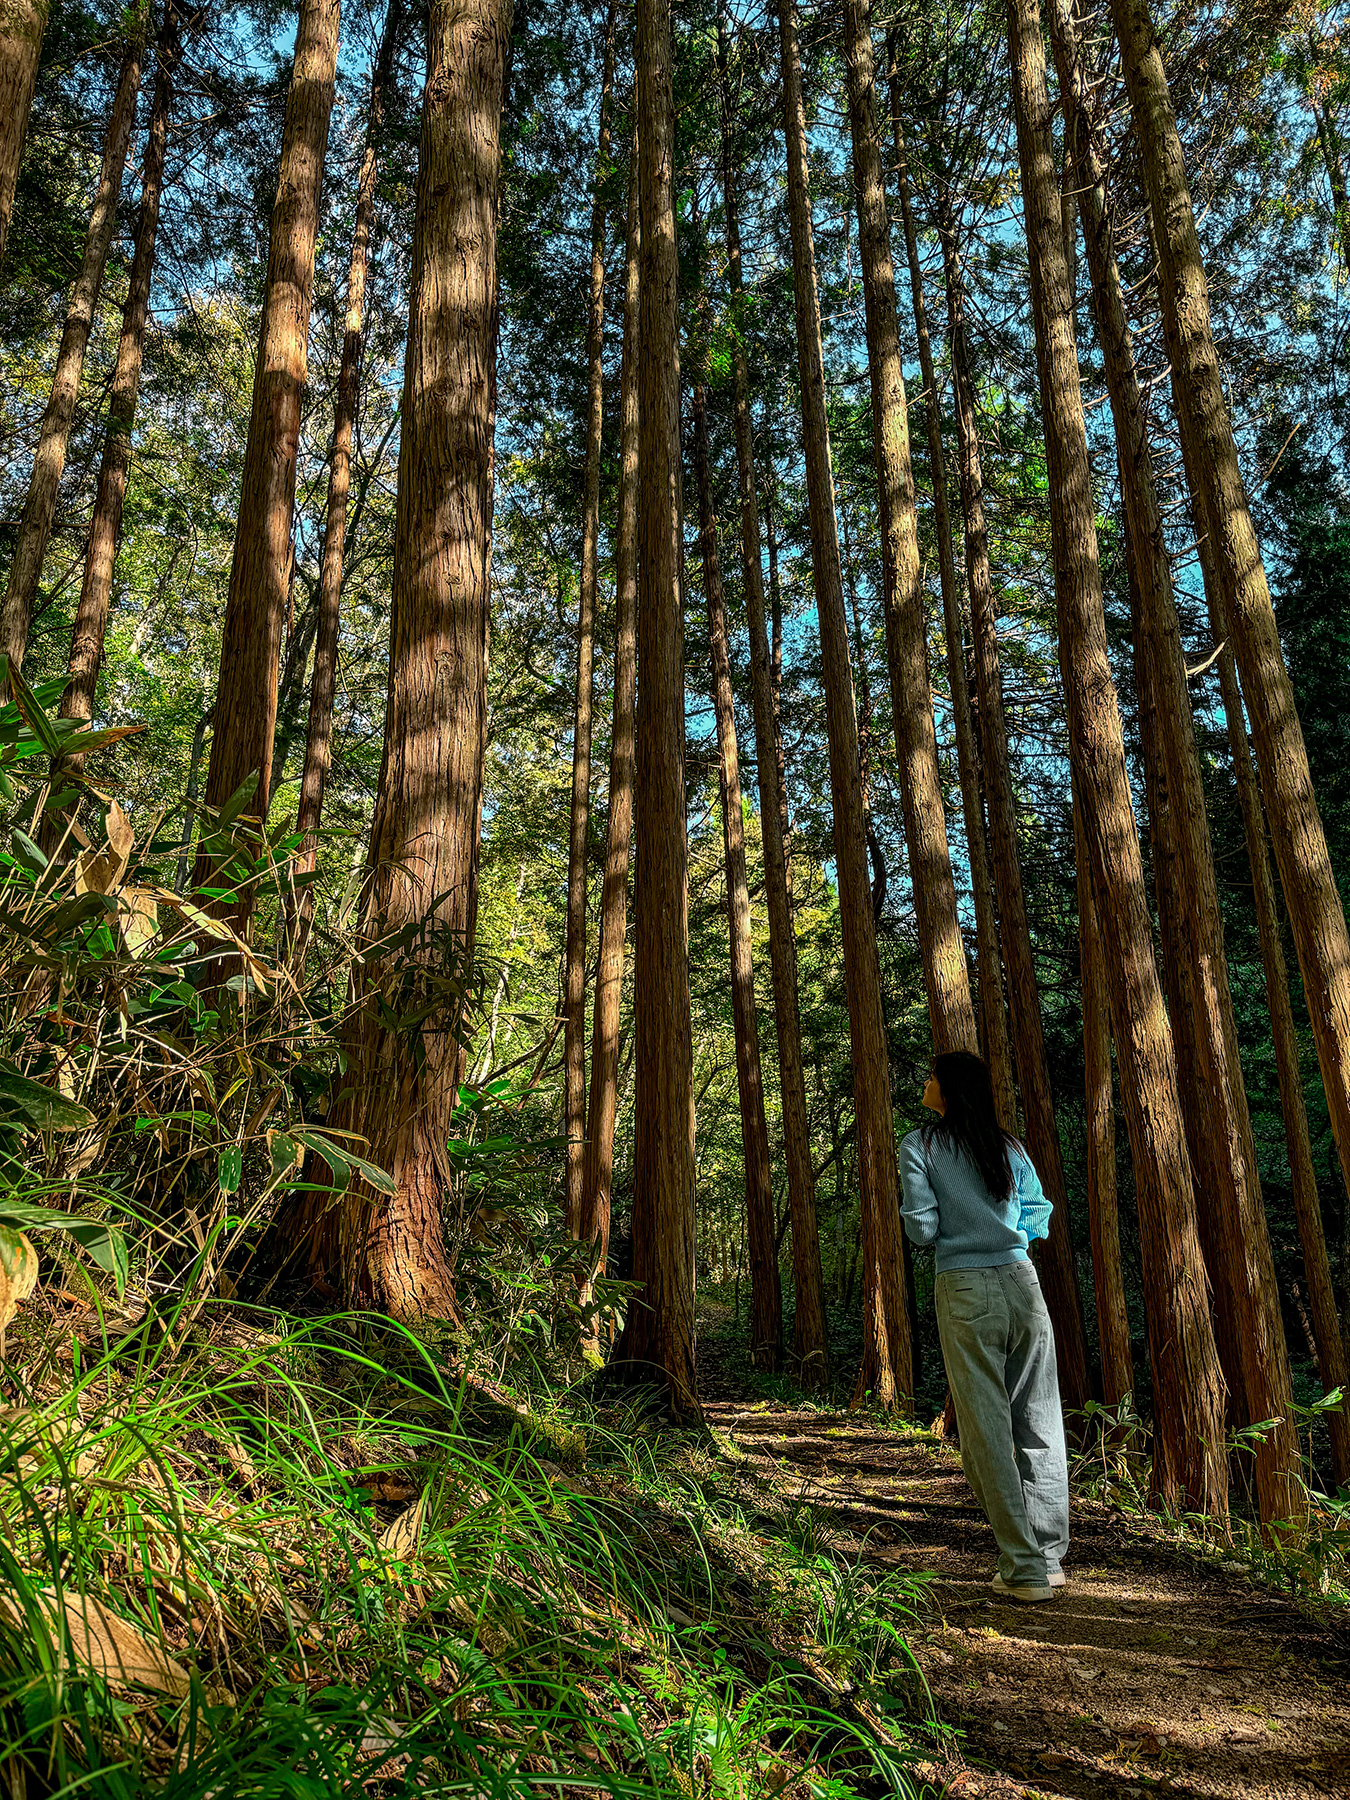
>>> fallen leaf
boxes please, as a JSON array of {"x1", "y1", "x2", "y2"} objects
[
  {"x1": 120, "y1": 885, "x2": 159, "y2": 958},
  {"x1": 2, "y1": 1588, "x2": 189, "y2": 1695},
  {"x1": 0, "y1": 1226, "x2": 38, "y2": 1349},
  {"x1": 379, "y1": 1491, "x2": 427, "y2": 1562}
]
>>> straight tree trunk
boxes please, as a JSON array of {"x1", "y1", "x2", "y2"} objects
[
  {"x1": 937, "y1": 185, "x2": 1091, "y2": 1417},
  {"x1": 0, "y1": 28, "x2": 144, "y2": 698},
  {"x1": 322, "y1": 0, "x2": 511, "y2": 1322},
  {"x1": 1311, "y1": 89, "x2": 1350, "y2": 252},
  {"x1": 286, "y1": 0, "x2": 405, "y2": 959},
  {"x1": 564, "y1": 0, "x2": 618, "y2": 1237},
  {"x1": 692, "y1": 374, "x2": 783, "y2": 1373},
  {"x1": 1201, "y1": 525, "x2": 1350, "y2": 1488},
  {"x1": 841, "y1": 0, "x2": 976, "y2": 1057},
  {"x1": 0, "y1": 0, "x2": 48, "y2": 268},
  {"x1": 761, "y1": 455, "x2": 793, "y2": 864},
  {"x1": 1072, "y1": 766, "x2": 1135, "y2": 1409},
  {"x1": 194, "y1": 0, "x2": 340, "y2": 912},
  {"x1": 42, "y1": 0, "x2": 190, "y2": 830},
  {"x1": 611, "y1": 0, "x2": 699, "y2": 1421},
  {"x1": 579, "y1": 129, "x2": 641, "y2": 1334},
  {"x1": 1050, "y1": 0, "x2": 1300, "y2": 1524},
  {"x1": 718, "y1": 10, "x2": 827, "y2": 1388},
  {"x1": 1111, "y1": 0, "x2": 1350, "y2": 1246},
  {"x1": 777, "y1": 0, "x2": 910, "y2": 1408},
  {"x1": 1006, "y1": 0, "x2": 1226, "y2": 1515},
  {"x1": 887, "y1": 90, "x2": 1015, "y2": 1130}
]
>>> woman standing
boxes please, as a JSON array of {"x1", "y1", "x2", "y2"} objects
[{"x1": 899, "y1": 1050, "x2": 1069, "y2": 1602}]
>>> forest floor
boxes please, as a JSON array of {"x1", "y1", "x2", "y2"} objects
[{"x1": 707, "y1": 1397, "x2": 1350, "y2": 1800}]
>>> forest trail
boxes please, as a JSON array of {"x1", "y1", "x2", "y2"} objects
[{"x1": 705, "y1": 1402, "x2": 1350, "y2": 1800}]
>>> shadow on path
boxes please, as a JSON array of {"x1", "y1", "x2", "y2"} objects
[{"x1": 706, "y1": 1401, "x2": 1350, "y2": 1799}]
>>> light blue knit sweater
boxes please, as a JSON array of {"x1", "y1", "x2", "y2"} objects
[{"x1": 898, "y1": 1128, "x2": 1052, "y2": 1272}]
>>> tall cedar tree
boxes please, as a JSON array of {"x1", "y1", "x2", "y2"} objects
[
  {"x1": 564, "y1": 0, "x2": 617, "y2": 1237},
  {"x1": 287, "y1": 0, "x2": 407, "y2": 956},
  {"x1": 194, "y1": 0, "x2": 340, "y2": 916},
  {"x1": 887, "y1": 97, "x2": 1016, "y2": 1129},
  {"x1": 324, "y1": 0, "x2": 513, "y2": 1319},
  {"x1": 43, "y1": 0, "x2": 194, "y2": 829},
  {"x1": 1049, "y1": 0, "x2": 1300, "y2": 1524},
  {"x1": 0, "y1": 0, "x2": 48, "y2": 266},
  {"x1": 579, "y1": 129, "x2": 641, "y2": 1337},
  {"x1": 0, "y1": 25, "x2": 144, "y2": 697},
  {"x1": 1110, "y1": 0, "x2": 1350, "y2": 1229},
  {"x1": 1204, "y1": 537, "x2": 1350, "y2": 1486},
  {"x1": 718, "y1": 12, "x2": 828, "y2": 1388},
  {"x1": 1005, "y1": 0, "x2": 1226, "y2": 1514},
  {"x1": 1072, "y1": 765, "x2": 1135, "y2": 1409},
  {"x1": 611, "y1": 0, "x2": 699, "y2": 1419},
  {"x1": 692, "y1": 365, "x2": 783, "y2": 1373},
  {"x1": 934, "y1": 180, "x2": 1091, "y2": 1415},
  {"x1": 841, "y1": 0, "x2": 977, "y2": 1057},
  {"x1": 777, "y1": 0, "x2": 910, "y2": 1406}
]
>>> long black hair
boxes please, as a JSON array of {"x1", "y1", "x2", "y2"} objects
[{"x1": 922, "y1": 1050, "x2": 1020, "y2": 1202}]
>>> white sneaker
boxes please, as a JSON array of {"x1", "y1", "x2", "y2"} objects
[
  {"x1": 993, "y1": 1566, "x2": 1067, "y2": 1588},
  {"x1": 991, "y1": 1572, "x2": 1054, "y2": 1602}
]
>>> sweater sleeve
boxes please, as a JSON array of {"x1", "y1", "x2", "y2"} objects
[
  {"x1": 1013, "y1": 1146, "x2": 1052, "y2": 1242},
  {"x1": 899, "y1": 1133, "x2": 941, "y2": 1246}
]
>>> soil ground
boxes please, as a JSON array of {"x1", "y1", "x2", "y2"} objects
[{"x1": 704, "y1": 1400, "x2": 1350, "y2": 1800}]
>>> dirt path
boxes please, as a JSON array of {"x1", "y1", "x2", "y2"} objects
[{"x1": 705, "y1": 1402, "x2": 1350, "y2": 1800}]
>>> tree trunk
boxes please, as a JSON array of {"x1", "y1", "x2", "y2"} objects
[
  {"x1": 564, "y1": 0, "x2": 618, "y2": 1237},
  {"x1": 937, "y1": 182, "x2": 1091, "y2": 1418},
  {"x1": 692, "y1": 375, "x2": 784, "y2": 1374},
  {"x1": 1200, "y1": 524, "x2": 1350, "y2": 1489},
  {"x1": 1311, "y1": 89, "x2": 1350, "y2": 253},
  {"x1": 761, "y1": 454, "x2": 793, "y2": 865},
  {"x1": 41, "y1": 0, "x2": 191, "y2": 833},
  {"x1": 887, "y1": 87, "x2": 1015, "y2": 1130},
  {"x1": 611, "y1": 0, "x2": 699, "y2": 1421},
  {"x1": 0, "y1": 28, "x2": 144, "y2": 698},
  {"x1": 1072, "y1": 765, "x2": 1134, "y2": 1410},
  {"x1": 718, "y1": 13, "x2": 827, "y2": 1387},
  {"x1": 842, "y1": 0, "x2": 976, "y2": 1058},
  {"x1": 1111, "y1": 0, "x2": 1350, "y2": 1250},
  {"x1": 777, "y1": 0, "x2": 909, "y2": 1409},
  {"x1": 285, "y1": 0, "x2": 405, "y2": 959},
  {"x1": 579, "y1": 128, "x2": 640, "y2": 1338},
  {"x1": 1006, "y1": 0, "x2": 1226, "y2": 1515},
  {"x1": 0, "y1": 0, "x2": 48, "y2": 268},
  {"x1": 194, "y1": 0, "x2": 340, "y2": 916},
  {"x1": 1051, "y1": 0, "x2": 1300, "y2": 1524},
  {"x1": 320, "y1": 0, "x2": 511, "y2": 1322}
]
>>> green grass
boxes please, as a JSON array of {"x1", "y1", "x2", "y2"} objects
[{"x1": 0, "y1": 1300, "x2": 936, "y2": 1799}]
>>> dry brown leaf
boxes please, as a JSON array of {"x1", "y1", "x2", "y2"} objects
[
  {"x1": 120, "y1": 885, "x2": 159, "y2": 958},
  {"x1": 2, "y1": 1588, "x2": 190, "y2": 1696},
  {"x1": 379, "y1": 1491, "x2": 427, "y2": 1562},
  {"x1": 74, "y1": 804, "x2": 135, "y2": 897},
  {"x1": 0, "y1": 1227, "x2": 38, "y2": 1349}
]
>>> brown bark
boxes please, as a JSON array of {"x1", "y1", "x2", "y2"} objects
[
  {"x1": 321, "y1": 0, "x2": 512, "y2": 1322},
  {"x1": 578, "y1": 130, "x2": 640, "y2": 1324},
  {"x1": 777, "y1": 0, "x2": 909, "y2": 1408},
  {"x1": 195, "y1": 0, "x2": 340, "y2": 914},
  {"x1": 1072, "y1": 767, "x2": 1135, "y2": 1410},
  {"x1": 718, "y1": 14, "x2": 827, "y2": 1387},
  {"x1": 0, "y1": 0, "x2": 47, "y2": 268},
  {"x1": 42, "y1": 2, "x2": 190, "y2": 826},
  {"x1": 610, "y1": 0, "x2": 698, "y2": 1421},
  {"x1": 1006, "y1": 0, "x2": 1226, "y2": 1515},
  {"x1": 0, "y1": 28, "x2": 144, "y2": 698},
  {"x1": 564, "y1": 0, "x2": 618, "y2": 1237},
  {"x1": 842, "y1": 0, "x2": 976, "y2": 1059},
  {"x1": 692, "y1": 375, "x2": 783, "y2": 1373},
  {"x1": 1200, "y1": 528, "x2": 1350, "y2": 1489},
  {"x1": 936, "y1": 185, "x2": 1091, "y2": 1418},
  {"x1": 761, "y1": 456, "x2": 793, "y2": 866},
  {"x1": 1050, "y1": 0, "x2": 1300, "y2": 1523},
  {"x1": 285, "y1": 0, "x2": 405, "y2": 958},
  {"x1": 1111, "y1": 0, "x2": 1350, "y2": 1266},
  {"x1": 886, "y1": 83, "x2": 1016, "y2": 1132}
]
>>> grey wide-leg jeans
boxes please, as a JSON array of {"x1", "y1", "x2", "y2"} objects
[{"x1": 935, "y1": 1261, "x2": 1069, "y2": 1588}]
